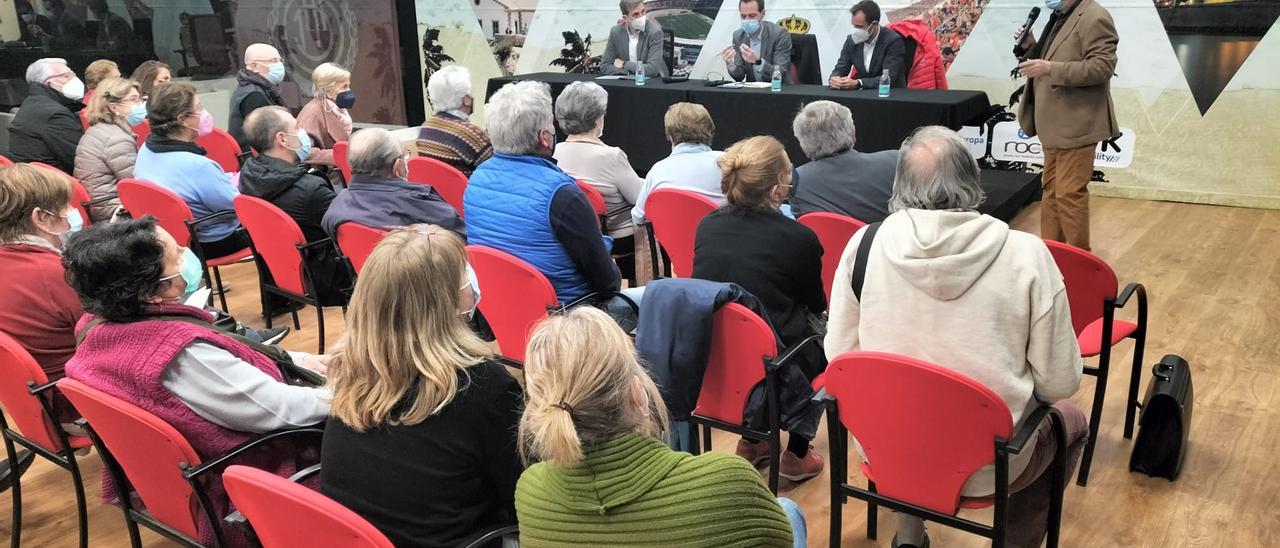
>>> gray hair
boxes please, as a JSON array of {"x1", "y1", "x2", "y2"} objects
[
  {"x1": 620, "y1": 0, "x2": 643, "y2": 13},
  {"x1": 427, "y1": 65, "x2": 472, "y2": 113},
  {"x1": 348, "y1": 128, "x2": 403, "y2": 178},
  {"x1": 555, "y1": 81, "x2": 608, "y2": 136},
  {"x1": 792, "y1": 100, "x2": 855, "y2": 161},
  {"x1": 242, "y1": 106, "x2": 292, "y2": 154},
  {"x1": 486, "y1": 81, "x2": 554, "y2": 155},
  {"x1": 888, "y1": 126, "x2": 985, "y2": 212},
  {"x1": 26, "y1": 58, "x2": 69, "y2": 84}
]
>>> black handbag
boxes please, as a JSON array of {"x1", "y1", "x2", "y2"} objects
[{"x1": 1129, "y1": 354, "x2": 1193, "y2": 480}]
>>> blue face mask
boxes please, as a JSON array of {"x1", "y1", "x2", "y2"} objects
[
  {"x1": 42, "y1": 207, "x2": 82, "y2": 247},
  {"x1": 266, "y1": 61, "x2": 286, "y2": 84},
  {"x1": 288, "y1": 130, "x2": 312, "y2": 161},
  {"x1": 126, "y1": 102, "x2": 147, "y2": 126},
  {"x1": 1045, "y1": 0, "x2": 1063, "y2": 10},
  {"x1": 741, "y1": 19, "x2": 761, "y2": 35},
  {"x1": 177, "y1": 248, "x2": 205, "y2": 301}
]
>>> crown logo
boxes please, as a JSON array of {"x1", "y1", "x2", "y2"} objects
[{"x1": 779, "y1": 14, "x2": 810, "y2": 34}]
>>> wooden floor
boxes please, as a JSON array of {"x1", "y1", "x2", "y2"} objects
[{"x1": 3, "y1": 196, "x2": 1278, "y2": 547}]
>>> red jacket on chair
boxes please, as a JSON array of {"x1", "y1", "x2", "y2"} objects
[{"x1": 887, "y1": 20, "x2": 948, "y2": 90}]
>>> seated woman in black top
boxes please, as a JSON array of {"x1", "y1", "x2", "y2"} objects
[
  {"x1": 691, "y1": 135, "x2": 827, "y2": 483},
  {"x1": 320, "y1": 224, "x2": 523, "y2": 547}
]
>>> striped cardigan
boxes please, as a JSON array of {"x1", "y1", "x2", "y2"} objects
[{"x1": 416, "y1": 112, "x2": 494, "y2": 176}]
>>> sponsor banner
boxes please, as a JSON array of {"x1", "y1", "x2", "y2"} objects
[
  {"x1": 991, "y1": 121, "x2": 1136, "y2": 168},
  {"x1": 957, "y1": 125, "x2": 988, "y2": 159}
]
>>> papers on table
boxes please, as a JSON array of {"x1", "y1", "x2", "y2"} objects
[
  {"x1": 595, "y1": 75, "x2": 632, "y2": 80},
  {"x1": 717, "y1": 81, "x2": 772, "y2": 89}
]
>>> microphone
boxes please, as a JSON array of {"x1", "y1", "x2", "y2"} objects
[{"x1": 1013, "y1": 7, "x2": 1041, "y2": 58}]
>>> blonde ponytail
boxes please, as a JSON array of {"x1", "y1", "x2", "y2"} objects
[
  {"x1": 519, "y1": 307, "x2": 670, "y2": 466},
  {"x1": 717, "y1": 135, "x2": 791, "y2": 209}
]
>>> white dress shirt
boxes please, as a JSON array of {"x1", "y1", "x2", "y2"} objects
[
  {"x1": 863, "y1": 29, "x2": 879, "y2": 80},
  {"x1": 629, "y1": 30, "x2": 640, "y2": 68}
]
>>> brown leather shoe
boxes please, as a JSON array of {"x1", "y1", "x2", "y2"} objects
[
  {"x1": 778, "y1": 446, "x2": 824, "y2": 482},
  {"x1": 735, "y1": 439, "x2": 772, "y2": 467}
]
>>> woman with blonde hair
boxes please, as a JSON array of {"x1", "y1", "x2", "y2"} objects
[
  {"x1": 320, "y1": 224, "x2": 523, "y2": 547},
  {"x1": 691, "y1": 135, "x2": 827, "y2": 482},
  {"x1": 516, "y1": 307, "x2": 803, "y2": 547},
  {"x1": 74, "y1": 77, "x2": 144, "y2": 221},
  {"x1": 296, "y1": 62, "x2": 353, "y2": 171}
]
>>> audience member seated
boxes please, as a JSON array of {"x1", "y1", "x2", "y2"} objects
[
  {"x1": 240, "y1": 106, "x2": 351, "y2": 306},
  {"x1": 824, "y1": 126, "x2": 1086, "y2": 548},
  {"x1": 82, "y1": 59, "x2": 119, "y2": 107},
  {"x1": 322, "y1": 225, "x2": 522, "y2": 547},
  {"x1": 466, "y1": 81, "x2": 620, "y2": 305},
  {"x1": 7, "y1": 58, "x2": 85, "y2": 174},
  {"x1": 552, "y1": 81, "x2": 643, "y2": 241},
  {"x1": 692, "y1": 136, "x2": 826, "y2": 481},
  {"x1": 135, "y1": 82, "x2": 249, "y2": 260},
  {"x1": 87, "y1": 0, "x2": 134, "y2": 50},
  {"x1": 829, "y1": 0, "x2": 906, "y2": 90},
  {"x1": 230, "y1": 43, "x2": 289, "y2": 149},
  {"x1": 600, "y1": 0, "x2": 668, "y2": 77},
  {"x1": 416, "y1": 65, "x2": 493, "y2": 176},
  {"x1": 62, "y1": 217, "x2": 330, "y2": 545},
  {"x1": 36, "y1": 0, "x2": 82, "y2": 48},
  {"x1": 296, "y1": 63, "x2": 354, "y2": 174},
  {"x1": 516, "y1": 307, "x2": 803, "y2": 547},
  {"x1": 632, "y1": 102, "x2": 727, "y2": 225},
  {"x1": 131, "y1": 60, "x2": 172, "y2": 100},
  {"x1": 75, "y1": 77, "x2": 143, "y2": 222},
  {"x1": 14, "y1": 1, "x2": 53, "y2": 45},
  {"x1": 0, "y1": 164, "x2": 85, "y2": 428},
  {"x1": 790, "y1": 100, "x2": 897, "y2": 222},
  {"x1": 321, "y1": 128, "x2": 464, "y2": 238}
]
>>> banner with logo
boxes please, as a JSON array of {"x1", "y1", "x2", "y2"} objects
[{"x1": 989, "y1": 121, "x2": 1136, "y2": 168}]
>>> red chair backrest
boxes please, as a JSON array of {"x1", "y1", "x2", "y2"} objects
[
  {"x1": 58, "y1": 378, "x2": 205, "y2": 539},
  {"x1": 824, "y1": 351, "x2": 1012, "y2": 515},
  {"x1": 133, "y1": 120, "x2": 152, "y2": 149},
  {"x1": 332, "y1": 140, "x2": 352, "y2": 182},
  {"x1": 466, "y1": 245, "x2": 558, "y2": 362},
  {"x1": 195, "y1": 127, "x2": 242, "y2": 173},
  {"x1": 797, "y1": 212, "x2": 867, "y2": 305},
  {"x1": 0, "y1": 332, "x2": 66, "y2": 453},
  {"x1": 406, "y1": 156, "x2": 467, "y2": 217},
  {"x1": 644, "y1": 189, "x2": 719, "y2": 278},
  {"x1": 576, "y1": 180, "x2": 607, "y2": 217},
  {"x1": 694, "y1": 303, "x2": 778, "y2": 425},
  {"x1": 234, "y1": 195, "x2": 309, "y2": 296},
  {"x1": 0, "y1": 155, "x2": 12, "y2": 166},
  {"x1": 223, "y1": 465, "x2": 393, "y2": 548},
  {"x1": 29, "y1": 162, "x2": 93, "y2": 226},
  {"x1": 117, "y1": 178, "x2": 196, "y2": 247},
  {"x1": 1044, "y1": 240, "x2": 1119, "y2": 336},
  {"x1": 336, "y1": 223, "x2": 389, "y2": 276}
]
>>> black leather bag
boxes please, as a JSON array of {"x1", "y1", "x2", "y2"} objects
[{"x1": 1129, "y1": 354, "x2": 1193, "y2": 480}]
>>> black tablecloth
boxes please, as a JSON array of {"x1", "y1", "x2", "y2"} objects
[
  {"x1": 978, "y1": 170, "x2": 1042, "y2": 223},
  {"x1": 486, "y1": 72, "x2": 990, "y2": 175}
]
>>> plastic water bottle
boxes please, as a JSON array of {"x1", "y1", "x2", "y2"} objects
[
  {"x1": 635, "y1": 69, "x2": 645, "y2": 86},
  {"x1": 878, "y1": 69, "x2": 890, "y2": 98},
  {"x1": 771, "y1": 66, "x2": 782, "y2": 92}
]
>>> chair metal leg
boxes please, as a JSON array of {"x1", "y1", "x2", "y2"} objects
[
  {"x1": 1046, "y1": 412, "x2": 1067, "y2": 548},
  {"x1": 4, "y1": 438, "x2": 22, "y2": 548},
  {"x1": 701, "y1": 424, "x2": 712, "y2": 452},
  {"x1": 1123, "y1": 331, "x2": 1147, "y2": 440},
  {"x1": 826, "y1": 405, "x2": 844, "y2": 548},
  {"x1": 767, "y1": 429, "x2": 781, "y2": 495},
  {"x1": 212, "y1": 267, "x2": 229, "y2": 312},
  {"x1": 1077, "y1": 350, "x2": 1110, "y2": 486},
  {"x1": 290, "y1": 307, "x2": 301, "y2": 330},
  {"x1": 687, "y1": 423, "x2": 700, "y2": 455},
  {"x1": 867, "y1": 480, "x2": 878, "y2": 540},
  {"x1": 67, "y1": 452, "x2": 89, "y2": 548},
  {"x1": 315, "y1": 304, "x2": 325, "y2": 354}
]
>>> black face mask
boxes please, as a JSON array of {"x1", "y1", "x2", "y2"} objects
[{"x1": 335, "y1": 90, "x2": 356, "y2": 109}]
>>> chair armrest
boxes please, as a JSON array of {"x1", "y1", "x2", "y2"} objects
[
  {"x1": 288, "y1": 463, "x2": 322, "y2": 483},
  {"x1": 187, "y1": 209, "x2": 238, "y2": 229},
  {"x1": 562, "y1": 291, "x2": 639, "y2": 315},
  {"x1": 769, "y1": 335, "x2": 824, "y2": 373},
  {"x1": 1115, "y1": 282, "x2": 1145, "y2": 308},
  {"x1": 82, "y1": 193, "x2": 119, "y2": 207},
  {"x1": 183, "y1": 426, "x2": 324, "y2": 480},
  {"x1": 26, "y1": 380, "x2": 59, "y2": 396},
  {"x1": 298, "y1": 238, "x2": 336, "y2": 257},
  {"x1": 495, "y1": 355, "x2": 524, "y2": 370},
  {"x1": 464, "y1": 525, "x2": 519, "y2": 548},
  {"x1": 1008, "y1": 403, "x2": 1052, "y2": 455}
]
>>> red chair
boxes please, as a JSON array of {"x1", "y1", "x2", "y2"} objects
[
  {"x1": 28, "y1": 162, "x2": 102, "y2": 226},
  {"x1": 576, "y1": 180, "x2": 608, "y2": 228},
  {"x1": 406, "y1": 156, "x2": 467, "y2": 217},
  {"x1": 332, "y1": 140, "x2": 352, "y2": 183},
  {"x1": 642, "y1": 189, "x2": 719, "y2": 278},
  {"x1": 195, "y1": 127, "x2": 243, "y2": 173},
  {"x1": 224, "y1": 465, "x2": 392, "y2": 548},
  {"x1": 336, "y1": 223, "x2": 389, "y2": 276},
  {"x1": 824, "y1": 351, "x2": 1067, "y2": 548},
  {"x1": 687, "y1": 303, "x2": 820, "y2": 494},
  {"x1": 133, "y1": 119, "x2": 152, "y2": 149},
  {"x1": 234, "y1": 195, "x2": 333, "y2": 353},
  {"x1": 797, "y1": 212, "x2": 867, "y2": 306},
  {"x1": 0, "y1": 333, "x2": 92, "y2": 548},
  {"x1": 117, "y1": 178, "x2": 251, "y2": 311},
  {"x1": 0, "y1": 155, "x2": 11, "y2": 166},
  {"x1": 58, "y1": 378, "x2": 323, "y2": 548},
  {"x1": 1044, "y1": 240, "x2": 1147, "y2": 486}
]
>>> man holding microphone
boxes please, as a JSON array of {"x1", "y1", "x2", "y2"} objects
[{"x1": 1016, "y1": 0, "x2": 1119, "y2": 251}]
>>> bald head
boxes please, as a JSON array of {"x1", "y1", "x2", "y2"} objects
[
  {"x1": 888, "y1": 126, "x2": 985, "y2": 212},
  {"x1": 244, "y1": 43, "x2": 281, "y2": 77},
  {"x1": 348, "y1": 128, "x2": 404, "y2": 179}
]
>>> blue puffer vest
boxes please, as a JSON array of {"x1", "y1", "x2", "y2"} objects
[{"x1": 465, "y1": 153, "x2": 587, "y2": 303}]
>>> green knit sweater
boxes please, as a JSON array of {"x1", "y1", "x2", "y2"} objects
[{"x1": 515, "y1": 433, "x2": 793, "y2": 547}]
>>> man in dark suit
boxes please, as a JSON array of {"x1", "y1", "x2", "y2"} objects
[
  {"x1": 720, "y1": 0, "x2": 791, "y2": 83},
  {"x1": 600, "y1": 0, "x2": 669, "y2": 77},
  {"x1": 829, "y1": 0, "x2": 906, "y2": 90}
]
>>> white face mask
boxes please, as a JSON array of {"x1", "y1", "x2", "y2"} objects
[
  {"x1": 57, "y1": 76, "x2": 86, "y2": 101},
  {"x1": 850, "y1": 26, "x2": 872, "y2": 45},
  {"x1": 630, "y1": 15, "x2": 647, "y2": 32}
]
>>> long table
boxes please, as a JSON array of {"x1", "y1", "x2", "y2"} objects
[{"x1": 486, "y1": 72, "x2": 991, "y2": 175}]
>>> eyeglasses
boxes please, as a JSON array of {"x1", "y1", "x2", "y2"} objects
[
  {"x1": 250, "y1": 57, "x2": 282, "y2": 64},
  {"x1": 158, "y1": 247, "x2": 190, "y2": 283}
]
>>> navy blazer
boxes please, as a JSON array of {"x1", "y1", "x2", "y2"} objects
[{"x1": 830, "y1": 26, "x2": 907, "y2": 89}]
